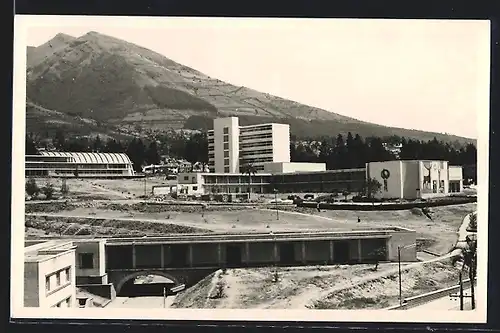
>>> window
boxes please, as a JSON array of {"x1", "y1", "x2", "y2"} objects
[
  {"x1": 224, "y1": 167, "x2": 230, "y2": 173},
  {"x1": 224, "y1": 143, "x2": 229, "y2": 150},
  {"x1": 193, "y1": 186, "x2": 198, "y2": 191},
  {"x1": 223, "y1": 127, "x2": 229, "y2": 134},
  {"x1": 64, "y1": 268, "x2": 71, "y2": 282},
  {"x1": 56, "y1": 272, "x2": 61, "y2": 286},
  {"x1": 192, "y1": 177, "x2": 196, "y2": 182},
  {"x1": 223, "y1": 134, "x2": 229, "y2": 143},
  {"x1": 78, "y1": 253, "x2": 94, "y2": 269},
  {"x1": 224, "y1": 158, "x2": 230, "y2": 166},
  {"x1": 224, "y1": 151, "x2": 229, "y2": 158},
  {"x1": 46, "y1": 276, "x2": 51, "y2": 291},
  {"x1": 184, "y1": 176, "x2": 189, "y2": 181}
]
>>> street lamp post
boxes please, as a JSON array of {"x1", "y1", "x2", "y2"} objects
[
  {"x1": 398, "y1": 243, "x2": 417, "y2": 306},
  {"x1": 274, "y1": 188, "x2": 279, "y2": 220}
]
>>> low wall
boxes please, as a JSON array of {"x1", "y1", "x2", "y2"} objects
[
  {"x1": 77, "y1": 283, "x2": 116, "y2": 300},
  {"x1": 299, "y1": 197, "x2": 477, "y2": 211}
]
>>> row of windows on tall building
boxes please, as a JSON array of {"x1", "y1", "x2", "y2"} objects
[{"x1": 239, "y1": 124, "x2": 273, "y2": 133}]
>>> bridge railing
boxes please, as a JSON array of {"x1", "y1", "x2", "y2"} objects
[{"x1": 385, "y1": 278, "x2": 476, "y2": 310}]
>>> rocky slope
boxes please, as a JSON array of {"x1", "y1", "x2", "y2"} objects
[{"x1": 26, "y1": 31, "x2": 474, "y2": 143}]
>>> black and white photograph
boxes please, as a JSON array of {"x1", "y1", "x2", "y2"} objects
[{"x1": 11, "y1": 16, "x2": 490, "y2": 323}]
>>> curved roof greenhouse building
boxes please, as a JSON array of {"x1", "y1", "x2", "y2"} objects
[{"x1": 25, "y1": 152, "x2": 136, "y2": 178}]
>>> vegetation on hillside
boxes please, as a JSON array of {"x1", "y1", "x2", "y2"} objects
[
  {"x1": 26, "y1": 32, "x2": 476, "y2": 144},
  {"x1": 26, "y1": 127, "x2": 478, "y2": 184}
]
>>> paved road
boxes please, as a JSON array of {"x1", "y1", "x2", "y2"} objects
[
  {"x1": 411, "y1": 287, "x2": 474, "y2": 310},
  {"x1": 106, "y1": 296, "x2": 176, "y2": 308}
]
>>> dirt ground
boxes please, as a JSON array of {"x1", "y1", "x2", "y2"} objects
[
  {"x1": 25, "y1": 200, "x2": 475, "y2": 255},
  {"x1": 23, "y1": 177, "x2": 474, "y2": 310},
  {"x1": 25, "y1": 177, "x2": 176, "y2": 200},
  {"x1": 171, "y1": 257, "x2": 460, "y2": 310}
]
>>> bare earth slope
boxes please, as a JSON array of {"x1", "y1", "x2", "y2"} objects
[{"x1": 26, "y1": 31, "x2": 473, "y2": 143}]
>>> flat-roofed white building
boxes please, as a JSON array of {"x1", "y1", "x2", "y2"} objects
[
  {"x1": 208, "y1": 117, "x2": 291, "y2": 173},
  {"x1": 24, "y1": 240, "x2": 77, "y2": 308},
  {"x1": 366, "y1": 160, "x2": 464, "y2": 200}
]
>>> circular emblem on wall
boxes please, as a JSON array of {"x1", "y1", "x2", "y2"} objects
[{"x1": 381, "y1": 169, "x2": 391, "y2": 179}]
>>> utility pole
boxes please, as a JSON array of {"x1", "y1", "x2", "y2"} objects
[
  {"x1": 274, "y1": 189, "x2": 279, "y2": 220},
  {"x1": 163, "y1": 286, "x2": 166, "y2": 308},
  {"x1": 459, "y1": 271, "x2": 464, "y2": 310},
  {"x1": 398, "y1": 246, "x2": 402, "y2": 306},
  {"x1": 470, "y1": 255, "x2": 476, "y2": 310}
]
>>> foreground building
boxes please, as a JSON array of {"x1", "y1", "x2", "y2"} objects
[
  {"x1": 24, "y1": 240, "x2": 77, "y2": 308},
  {"x1": 25, "y1": 152, "x2": 136, "y2": 178}
]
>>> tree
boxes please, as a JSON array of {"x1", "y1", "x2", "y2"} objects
[
  {"x1": 41, "y1": 182, "x2": 55, "y2": 200},
  {"x1": 53, "y1": 130, "x2": 66, "y2": 150},
  {"x1": 463, "y1": 235, "x2": 477, "y2": 309},
  {"x1": 370, "y1": 247, "x2": 386, "y2": 271},
  {"x1": 25, "y1": 178, "x2": 40, "y2": 198},
  {"x1": 145, "y1": 141, "x2": 161, "y2": 165},
  {"x1": 93, "y1": 135, "x2": 103, "y2": 152},
  {"x1": 26, "y1": 134, "x2": 38, "y2": 155},
  {"x1": 342, "y1": 190, "x2": 350, "y2": 201},
  {"x1": 61, "y1": 178, "x2": 69, "y2": 196},
  {"x1": 240, "y1": 163, "x2": 257, "y2": 199},
  {"x1": 468, "y1": 212, "x2": 477, "y2": 232},
  {"x1": 184, "y1": 132, "x2": 208, "y2": 170},
  {"x1": 362, "y1": 177, "x2": 382, "y2": 199}
]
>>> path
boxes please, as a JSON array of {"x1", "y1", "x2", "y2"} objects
[
  {"x1": 26, "y1": 212, "x2": 210, "y2": 230},
  {"x1": 106, "y1": 296, "x2": 175, "y2": 308},
  {"x1": 85, "y1": 181, "x2": 133, "y2": 199}
]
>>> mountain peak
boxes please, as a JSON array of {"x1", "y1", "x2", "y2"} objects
[
  {"x1": 50, "y1": 33, "x2": 76, "y2": 44},
  {"x1": 25, "y1": 32, "x2": 474, "y2": 145}
]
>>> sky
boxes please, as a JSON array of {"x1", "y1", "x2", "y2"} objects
[{"x1": 22, "y1": 17, "x2": 490, "y2": 139}]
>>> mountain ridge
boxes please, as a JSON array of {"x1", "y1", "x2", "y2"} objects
[{"x1": 25, "y1": 32, "x2": 475, "y2": 145}]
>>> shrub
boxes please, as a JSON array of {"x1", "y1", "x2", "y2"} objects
[
  {"x1": 41, "y1": 182, "x2": 55, "y2": 200},
  {"x1": 25, "y1": 178, "x2": 40, "y2": 198}
]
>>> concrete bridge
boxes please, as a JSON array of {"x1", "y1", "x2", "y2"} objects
[{"x1": 72, "y1": 227, "x2": 416, "y2": 296}]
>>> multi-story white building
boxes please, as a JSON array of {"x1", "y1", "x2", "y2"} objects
[
  {"x1": 208, "y1": 117, "x2": 291, "y2": 173},
  {"x1": 24, "y1": 240, "x2": 77, "y2": 308}
]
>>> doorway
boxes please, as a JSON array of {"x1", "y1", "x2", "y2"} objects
[
  {"x1": 279, "y1": 242, "x2": 297, "y2": 265},
  {"x1": 170, "y1": 244, "x2": 189, "y2": 267},
  {"x1": 333, "y1": 241, "x2": 350, "y2": 264},
  {"x1": 226, "y1": 245, "x2": 243, "y2": 267}
]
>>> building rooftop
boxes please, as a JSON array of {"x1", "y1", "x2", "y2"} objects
[
  {"x1": 27, "y1": 152, "x2": 133, "y2": 165},
  {"x1": 24, "y1": 240, "x2": 76, "y2": 263},
  {"x1": 104, "y1": 227, "x2": 415, "y2": 245}
]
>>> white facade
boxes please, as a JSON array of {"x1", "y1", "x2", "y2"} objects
[
  {"x1": 263, "y1": 162, "x2": 326, "y2": 174},
  {"x1": 177, "y1": 172, "x2": 205, "y2": 196},
  {"x1": 366, "y1": 160, "x2": 462, "y2": 200},
  {"x1": 208, "y1": 117, "x2": 291, "y2": 173},
  {"x1": 24, "y1": 241, "x2": 77, "y2": 308}
]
